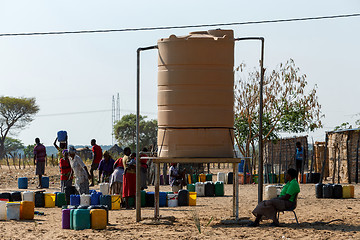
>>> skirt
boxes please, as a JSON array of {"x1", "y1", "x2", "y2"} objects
[{"x1": 122, "y1": 172, "x2": 136, "y2": 198}]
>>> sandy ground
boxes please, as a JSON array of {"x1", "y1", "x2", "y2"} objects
[{"x1": 0, "y1": 165, "x2": 359, "y2": 240}]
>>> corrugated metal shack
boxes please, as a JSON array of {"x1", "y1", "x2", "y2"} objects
[
  {"x1": 326, "y1": 128, "x2": 360, "y2": 183},
  {"x1": 264, "y1": 136, "x2": 308, "y2": 175},
  {"x1": 313, "y1": 141, "x2": 329, "y2": 178}
]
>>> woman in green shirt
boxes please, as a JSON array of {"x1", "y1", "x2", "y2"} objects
[{"x1": 249, "y1": 168, "x2": 300, "y2": 227}]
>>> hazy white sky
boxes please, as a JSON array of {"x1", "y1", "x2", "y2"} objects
[{"x1": 0, "y1": 1, "x2": 359, "y2": 146}]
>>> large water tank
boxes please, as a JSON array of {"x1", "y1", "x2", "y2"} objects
[{"x1": 157, "y1": 29, "x2": 235, "y2": 158}]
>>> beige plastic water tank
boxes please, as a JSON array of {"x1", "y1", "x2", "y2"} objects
[{"x1": 157, "y1": 29, "x2": 235, "y2": 158}]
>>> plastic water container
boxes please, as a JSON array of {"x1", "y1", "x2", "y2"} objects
[
  {"x1": 189, "y1": 192, "x2": 197, "y2": 206},
  {"x1": 265, "y1": 185, "x2": 278, "y2": 200},
  {"x1": 206, "y1": 174, "x2": 212, "y2": 182},
  {"x1": 279, "y1": 174, "x2": 285, "y2": 183},
  {"x1": 0, "y1": 193, "x2": 11, "y2": 202},
  {"x1": 35, "y1": 191, "x2": 45, "y2": 207},
  {"x1": 41, "y1": 176, "x2": 49, "y2": 188},
  {"x1": 90, "y1": 192, "x2": 102, "y2": 205},
  {"x1": 333, "y1": 184, "x2": 343, "y2": 199},
  {"x1": 214, "y1": 181, "x2": 224, "y2": 196},
  {"x1": 198, "y1": 174, "x2": 206, "y2": 182},
  {"x1": 195, "y1": 182, "x2": 205, "y2": 197},
  {"x1": 187, "y1": 174, "x2": 192, "y2": 184},
  {"x1": 99, "y1": 195, "x2": 112, "y2": 210},
  {"x1": 145, "y1": 192, "x2": 155, "y2": 207},
  {"x1": 73, "y1": 209, "x2": 91, "y2": 230},
  {"x1": 178, "y1": 190, "x2": 189, "y2": 206},
  {"x1": 342, "y1": 185, "x2": 355, "y2": 198},
  {"x1": 56, "y1": 192, "x2": 67, "y2": 207},
  {"x1": 159, "y1": 192, "x2": 167, "y2": 207},
  {"x1": 217, "y1": 172, "x2": 226, "y2": 183},
  {"x1": 205, "y1": 181, "x2": 215, "y2": 197},
  {"x1": 187, "y1": 184, "x2": 195, "y2": 192},
  {"x1": 22, "y1": 191, "x2": 35, "y2": 202},
  {"x1": 20, "y1": 201, "x2": 34, "y2": 220},
  {"x1": 128, "y1": 197, "x2": 135, "y2": 208},
  {"x1": 0, "y1": 201, "x2": 6, "y2": 220},
  {"x1": 11, "y1": 192, "x2": 22, "y2": 202},
  {"x1": 65, "y1": 186, "x2": 76, "y2": 205},
  {"x1": 192, "y1": 174, "x2": 198, "y2": 184},
  {"x1": 44, "y1": 193, "x2": 56, "y2": 208},
  {"x1": 99, "y1": 183, "x2": 110, "y2": 195},
  {"x1": 7, "y1": 202, "x2": 20, "y2": 220},
  {"x1": 57, "y1": 130, "x2": 68, "y2": 142},
  {"x1": 62, "y1": 208, "x2": 71, "y2": 229},
  {"x1": 167, "y1": 193, "x2": 178, "y2": 207},
  {"x1": 322, "y1": 184, "x2": 333, "y2": 198},
  {"x1": 18, "y1": 177, "x2": 28, "y2": 189},
  {"x1": 227, "y1": 172, "x2": 233, "y2": 184},
  {"x1": 141, "y1": 190, "x2": 146, "y2": 207},
  {"x1": 315, "y1": 183, "x2": 323, "y2": 198},
  {"x1": 80, "y1": 194, "x2": 91, "y2": 206},
  {"x1": 70, "y1": 195, "x2": 80, "y2": 206},
  {"x1": 111, "y1": 195, "x2": 121, "y2": 210},
  {"x1": 90, "y1": 209, "x2": 107, "y2": 229}
]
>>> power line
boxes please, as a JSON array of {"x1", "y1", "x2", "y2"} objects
[
  {"x1": 0, "y1": 13, "x2": 359, "y2": 37},
  {"x1": 37, "y1": 109, "x2": 157, "y2": 117}
]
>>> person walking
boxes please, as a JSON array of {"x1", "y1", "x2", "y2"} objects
[
  {"x1": 33, "y1": 138, "x2": 47, "y2": 189},
  {"x1": 59, "y1": 149, "x2": 73, "y2": 193},
  {"x1": 90, "y1": 139, "x2": 102, "y2": 186},
  {"x1": 68, "y1": 146, "x2": 90, "y2": 195}
]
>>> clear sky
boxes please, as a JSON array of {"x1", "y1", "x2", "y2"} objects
[{"x1": 0, "y1": 0, "x2": 359, "y2": 146}]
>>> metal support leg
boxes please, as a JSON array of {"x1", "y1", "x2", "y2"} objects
[
  {"x1": 235, "y1": 162, "x2": 239, "y2": 220},
  {"x1": 232, "y1": 163, "x2": 236, "y2": 217},
  {"x1": 154, "y1": 162, "x2": 160, "y2": 219}
]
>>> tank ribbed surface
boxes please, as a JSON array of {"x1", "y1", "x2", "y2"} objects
[{"x1": 157, "y1": 29, "x2": 235, "y2": 157}]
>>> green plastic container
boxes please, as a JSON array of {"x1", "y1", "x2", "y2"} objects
[
  {"x1": 253, "y1": 174, "x2": 258, "y2": 184},
  {"x1": 141, "y1": 191, "x2": 146, "y2": 207},
  {"x1": 206, "y1": 174, "x2": 212, "y2": 182},
  {"x1": 264, "y1": 174, "x2": 277, "y2": 184},
  {"x1": 56, "y1": 193, "x2": 67, "y2": 207},
  {"x1": 70, "y1": 209, "x2": 74, "y2": 229},
  {"x1": 73, "y1": 209, "x2": 91, "y2": 230},
  {"x1": 128, "y1": 197, "x2": 135, "y2": 208},
  {"x1": 214, "y1": 181, "x2": 224, "y2": 196},
  {"x1": 191, "y1": 174, "x2": 198, "y2": 184},
  {"x1": 187, "y1": 184, "x2": 195, "y2": 192}
]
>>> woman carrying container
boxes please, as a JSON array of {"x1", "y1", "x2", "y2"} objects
[{"x1": 249, "y1": 168, "x2": 300, "y2": 227}]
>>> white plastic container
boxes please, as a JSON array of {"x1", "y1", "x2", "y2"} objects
[
  {"x1": 80, "y1": 194, "x2": 91, "y2": 206},
  {"x1": 0, "y1": 201, "x2": 6, "y2": 220},
  {"x1": 7, "y1": 202, "x2": 20, "y2": 220},
  {"x1": 21, "y1": 191, "x2": 35, "y2": 202},
  {"x1": 195, "y1": 182, "x2": 205, "y2": 197},
  {"x1": 99, "y1": 183, "x2": 109, "y2": 195},
  {"x1": 167, "y1": 193, "x2": 178, "y2": 207},
  {"x1": 265, "y1": 185, "x2": 278, "y2": 200},
  {"x1": 217, "y1": 172, "x2": 226, "y2": 183}
]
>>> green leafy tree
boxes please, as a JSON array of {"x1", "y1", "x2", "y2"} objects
[
  {"x1": 24, "y1": 144, "x2": 36, "y2": 158},
  {"x1": 113, "y1": 114, "x2": 157, "y2": 150},
  {"x1": 234, "y1": 59, "x2": 323, "y2": 163},
  {"x1": 4, "y1": 137, "x2": 24, "y2": 158},
  {"x1": 0, "y1": 96, "x2": 39, "y2": 158}
]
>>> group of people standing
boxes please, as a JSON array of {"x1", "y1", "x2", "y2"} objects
[{"x1": 33, "y1": 136, "x2": 149, "y2": 208}]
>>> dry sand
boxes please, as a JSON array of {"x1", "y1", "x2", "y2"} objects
[{"x1": 0, "y1": 165, "x2": 359, "y2": 240}]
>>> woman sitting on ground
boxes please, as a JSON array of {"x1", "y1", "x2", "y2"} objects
[{"x1": 249, "y1": 168, "x2": 300, "y2": 227}]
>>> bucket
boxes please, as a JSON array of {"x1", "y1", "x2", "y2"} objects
[
  {"x1": 99, "y1": 183, "x2": 110, "y2": 195},
  {"x1": 195, "y1": 182, "x2": 205, "y2": 197},
  {"x1": 56, "y1": 193, "x2": 67, "y2": 207},
  {"x1": 44, "y1": 193, "x2": 56, "y2": 208},
  {"x1": 189, "y1": 192, "x2": 197, "y2": 206},
  {"x1": 99, "y1": 195, "x2": 112, "y2": 210},
  {"x1": 41, "y1": 176, "x2": 49, "y2": 188},
  {"x1": 0, "y1": 201, "x2": 6, "y2": 220},
  {"x1": 178, "y1": 190, "x2": 189, "y2": 206},
  {"x1": 167, "y1": 193, "x2": 178, "y2": 207},
  {"x1": 90, "y1": 192, "x2": 102, "y2": 206},
  {"x1": 35, "y1": 191, "x2": 45, "y2": 207},
  {"x1": 342, "y1": 185, "x2": 354, "y2": 198},
  {"x1": 111, "y1": 195, "x2": 121, "y2": 210},
  {"x1": 265, "y1": 185, "x2": 277, "y2": 200},
  {"x1": 22, "y1": 192, "x2": 35, "y2": 202},
  {"x1": 20, "y1": 201, "x2": 34, "y2": 220},
  {"x1": 187, "y1": 184, "x2": 195, "y2": 192},
  {"x1": 70, "y1": 195, "x2": 80, "y2": 206},
  {"x1": 198, "y1": 174, "x2": 206, "y2": 182},
  {"x1": 90, "y1": 209, "x2": 107, "y2": 229},
  {"x1": 217, "y1": 172, "x2": 226, "y2": 183},
  {"x1": 80, "y1": 194, "x2": 91, "y2": 206},
  {"x1": 18, "y1": 177, "x2": 28, "y2": 189},
  {"x1": 214, "y1": 181, "x2": 224, "y2": 196},
  {"x1": 73, "y1": 209, "x2": 91, "y2": 230},
  {"x1": 6, "y1": 202, "x2": 20, "y2": 220},
  {"x1": 57, "y1": 130, "x2": 68, "y2": 142},
  {"x1": 62, "y1": 208, "x2": 71, "y2": 229}
]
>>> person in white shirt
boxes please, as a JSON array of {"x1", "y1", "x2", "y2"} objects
[{"x1": 68, "y1": 145, "x2": 90, "y2": 195}]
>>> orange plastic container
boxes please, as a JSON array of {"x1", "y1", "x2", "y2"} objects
[
  {"x1": 90, "y1": 209, "x2": 107, "y2": 230},
  {"x1": 198, "y1": 174, "x2": 206, "y2": 183},
  {"x1": 20, "y1": 201, "x2": 34, "y2": 220}
]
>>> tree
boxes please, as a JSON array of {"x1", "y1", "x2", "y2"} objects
[
  {"x1": 113, "y1": 114, "x2": 157, "y2": 150},
  {"x1": 0, "y1": 96, "x2": 39, "y2": 159},
  {"x1": 24, "y1": 144, "x2": 36, "y2": 158},
  {"x1": 234, "y1": 59, "x2": 323, "y2": 162},
  {"x1": 4, "y1": 137, "x2": 24, "y2": 158}
]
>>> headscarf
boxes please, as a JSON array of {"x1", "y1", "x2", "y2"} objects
[{"x1": 69, "y1": 145, "x2": 76, "y2": 154}]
